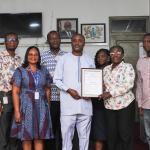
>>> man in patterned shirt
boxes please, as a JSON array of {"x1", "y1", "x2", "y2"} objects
[
  {"x1": 0, "y1": 32, "x2": 21, "y2": 150},
  {"x1": 41, "y1": 30, "x2": 65, "y2": 150}
]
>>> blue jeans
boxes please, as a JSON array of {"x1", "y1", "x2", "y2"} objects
[{"x1": 143, "y1": 109, "x2": 150, "y2": 150}]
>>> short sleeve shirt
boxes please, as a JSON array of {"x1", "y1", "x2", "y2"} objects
[
  {"x1": 41, "y1": 50, "x2": 66, "y2": 101},
  {"x1": 0, "y1": 50, "x2": 21, "y2": 92}
]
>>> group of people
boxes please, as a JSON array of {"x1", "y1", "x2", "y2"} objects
[{"x1": 0, "y1": 30, "x2": 150, "y2": 150}]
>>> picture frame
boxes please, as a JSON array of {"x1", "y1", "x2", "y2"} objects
[
  {"x1": 57, "y1": 18, "x2": 78, "y2": 43},
  {"x1": 81, "y1": 23, "x2": 106, "y2": 43}
]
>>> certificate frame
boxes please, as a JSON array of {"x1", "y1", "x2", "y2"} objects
[{"x1": 81, "y1": 68, "x2": 103, "y2": 97}]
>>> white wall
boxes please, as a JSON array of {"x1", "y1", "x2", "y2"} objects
[{"x1": 0, "y1": 0, "x2": 149, "y2": 59}]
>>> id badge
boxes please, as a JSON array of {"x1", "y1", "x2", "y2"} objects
[
  {"x1": 34, "y1": 91, "x2": 39, "y2": 100},
  {"x1": 3, "y1": 96, "x2": 8, "y2": 104}
]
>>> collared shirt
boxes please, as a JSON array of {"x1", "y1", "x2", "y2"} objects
[
  {"x1": 41, "y1": 49, "x2": 66, "y2": 101},
  {"x1": 0, "y1": 50, "x2": 21, "y2": 92},
  {"x1": 54, "y1": 52, "x2": 95, "y2": 115},
  {"x1": 136, "y1": 57, "x2": 150, "y2": 109},
  {"x1": 103, "y1": 61, "x2": 135, "y2": 110}
]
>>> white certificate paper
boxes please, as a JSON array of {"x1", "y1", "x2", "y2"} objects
[{"x1": 81, "y1": 68, "x2": 102, "y2": 97}]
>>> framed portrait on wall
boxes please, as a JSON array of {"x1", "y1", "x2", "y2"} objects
[
  {"x1": 57, "y1": 18, "x2": 78, "y2": 43},
  {"x1": 81, "y1": 23, "x2": 106, "y2": 43}
]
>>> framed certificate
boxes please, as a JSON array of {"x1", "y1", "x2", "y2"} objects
[{"x1": 81, "y1": 68, "x2": 103, "y2": 97}]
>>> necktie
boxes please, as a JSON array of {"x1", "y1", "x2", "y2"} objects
[{"x1": 67, "y1": 31, "x2": 71, "y2": 37}]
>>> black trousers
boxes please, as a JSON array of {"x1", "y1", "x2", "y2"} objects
[
  {"x1": 44, "y1": 101, "x2": 62, "y2": 150},
  {"x1": 0, "y1": 92, "x2": 21, "y2": 150},
  {"x1": 105, "y1": 101, "x2": 135, "y2": 150}
]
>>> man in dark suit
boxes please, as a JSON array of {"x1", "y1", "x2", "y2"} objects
[{"x1": 60, "y1": 21, "x2": 76, "y2": 39}]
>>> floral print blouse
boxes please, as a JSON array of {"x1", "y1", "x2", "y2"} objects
[
  {"x1": 0, "y1": 50, "x2": 21, "y2": 92},
  {"x1": 103, "y1": 61, "x2": 135, "y2": 110}
]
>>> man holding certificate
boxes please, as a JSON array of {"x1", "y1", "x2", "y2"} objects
[{"x1": 54, "y1": 34, "x2": 94, "y2": 150}]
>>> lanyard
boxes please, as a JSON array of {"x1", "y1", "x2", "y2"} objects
[
  {"x1": 31, "y1": 71, "x2": 40, "y2": 90},
  {"x1": 78, "y1": 56, "x2": 81, "y2": 82}
]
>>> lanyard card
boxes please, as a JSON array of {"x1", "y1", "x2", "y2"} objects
[
  {"x1": 3, "y1": 96, "x2": 8, "y2": 104},
  {"x1": 34, "y1": 91, "x2": 39, "y2": 100}
]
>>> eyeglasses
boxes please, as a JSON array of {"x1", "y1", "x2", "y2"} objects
[
  {"x1": 110, "y1": 51, "x2": 122, "y2": 56},
  {"x1": 28, "y1": 53, "x2": 39, "y2": 57},
  {"x1": 5, "y1": 38, "x2": 18, "y2": 42}
]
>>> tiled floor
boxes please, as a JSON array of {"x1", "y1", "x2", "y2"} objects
[
  {"x1": 134, "y1": 138, "x2": 148, "y2": 150},
  {"x1": 134, "y1": 123, "x2": 149, "y2": 150}
]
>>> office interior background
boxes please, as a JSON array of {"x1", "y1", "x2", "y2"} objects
[{"x1": 0, "y1": 0, "x2": 149, "y2": 61}]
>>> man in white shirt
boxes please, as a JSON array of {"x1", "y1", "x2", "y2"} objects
[{"x1": 54, "y1": 34, "x2": 94, "y2": 150}]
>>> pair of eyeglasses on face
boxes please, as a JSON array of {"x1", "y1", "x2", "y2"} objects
[
  {"x1": 28, "y1": 53, "x2": 39, "y2": 57},
  {"x1": 5, "y1": 38, "x2": 18, "y2": 42},
  {"x1": 110, "y1": 51, "x2": 122, "y2": 56}
]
